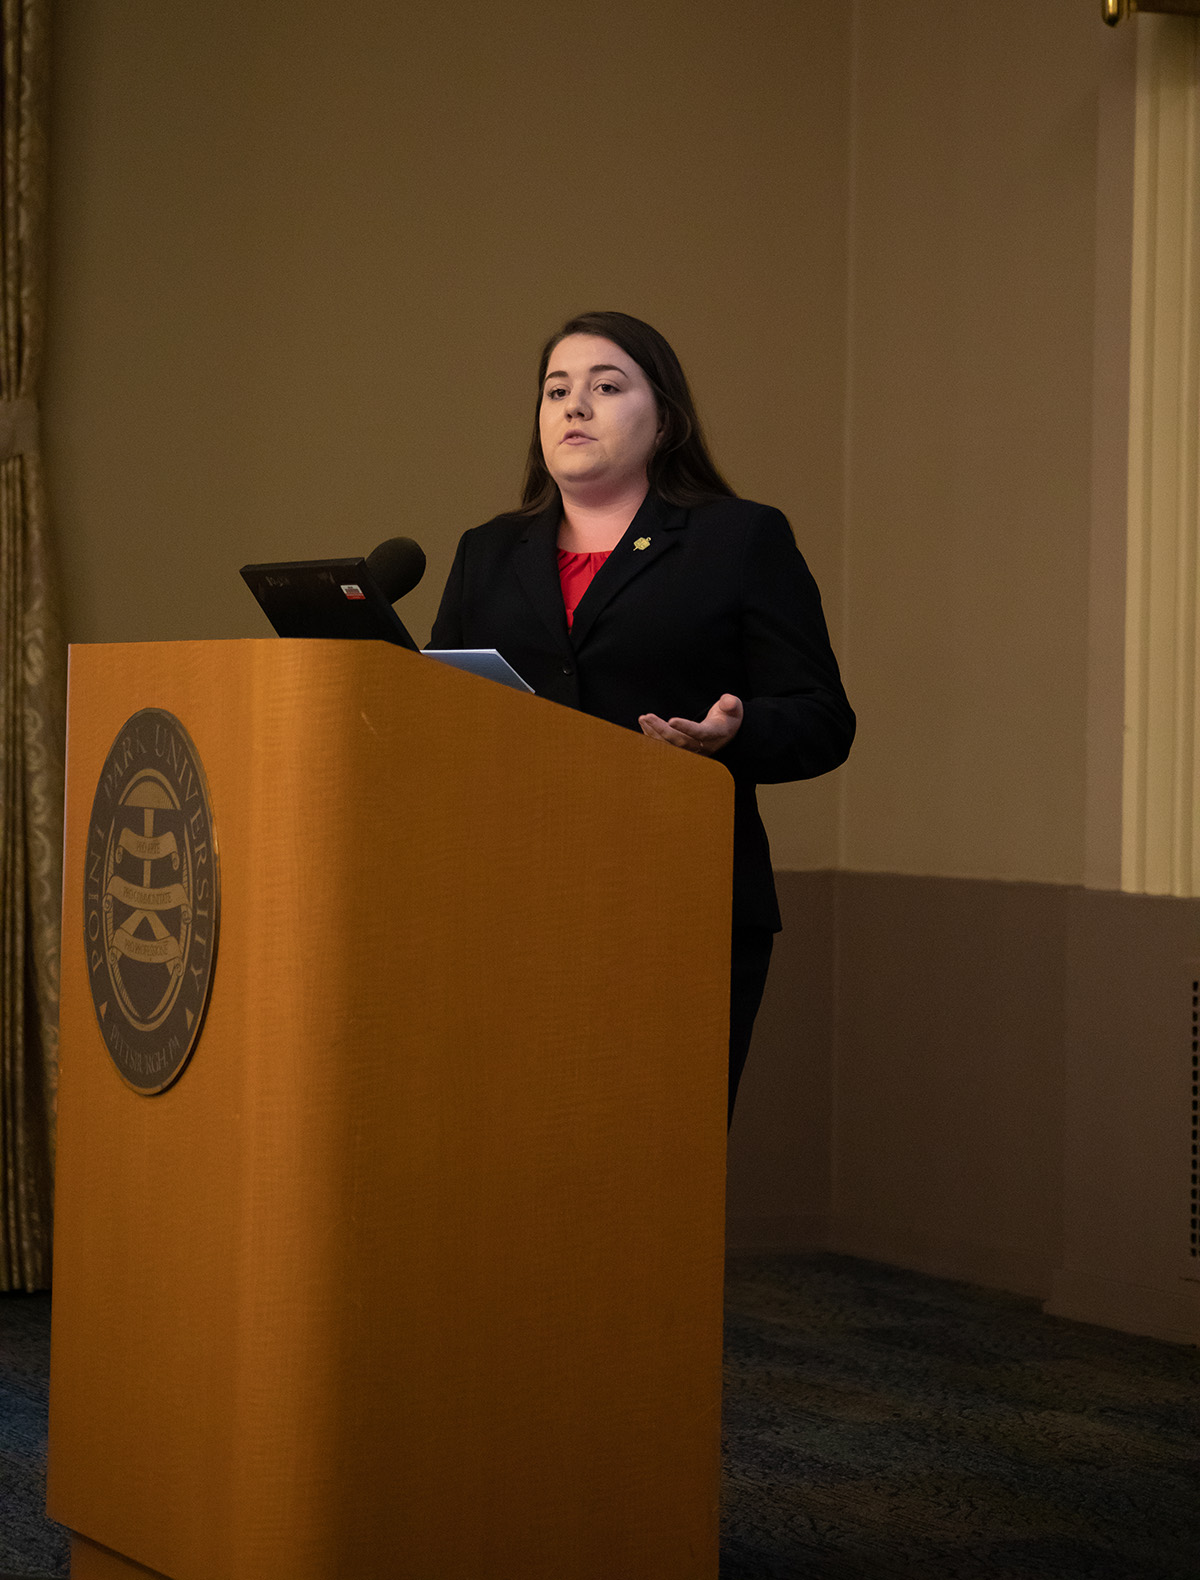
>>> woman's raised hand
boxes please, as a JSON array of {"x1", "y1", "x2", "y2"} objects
[{"x1": 638, "y1": 693, "x2": 743, "y2": 756}]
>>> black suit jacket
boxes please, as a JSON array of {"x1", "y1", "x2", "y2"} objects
[{"x1": 429, "y1": 490, "x2": 855, "y2": 931}]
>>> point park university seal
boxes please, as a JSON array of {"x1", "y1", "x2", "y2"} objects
[{"x1": 84, "y1": 709, "x2": 220, "y2": 1093}]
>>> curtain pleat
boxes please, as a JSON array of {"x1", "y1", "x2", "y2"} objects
[{"x1": 0, "y1": 0, "x2": 63, "y2": 1292}]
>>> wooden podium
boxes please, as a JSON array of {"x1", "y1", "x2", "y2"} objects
[{"x1": 47, "y1": 640, "x2": 733, "y2": 1580}]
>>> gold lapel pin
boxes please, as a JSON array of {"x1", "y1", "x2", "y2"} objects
[{"x1": 634, "y1": 536, "x2": 651, "y2": 551}]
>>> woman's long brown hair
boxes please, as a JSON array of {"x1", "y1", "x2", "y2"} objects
[{"x1": 518, "y1": 311, "x2": 735, "y2": 515}]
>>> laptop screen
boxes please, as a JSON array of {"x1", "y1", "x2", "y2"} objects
[{"x1": 240, "y1": 557, "x2": 419, "y2": 651}]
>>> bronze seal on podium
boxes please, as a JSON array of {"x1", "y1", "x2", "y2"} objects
[{"x1": 83, "y1": 708, "x2": 220, "y2": 1093}]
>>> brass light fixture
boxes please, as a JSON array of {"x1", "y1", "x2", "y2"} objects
[{"x1": 1105, "y1": 0, "x2": 1200, "y2": 23}]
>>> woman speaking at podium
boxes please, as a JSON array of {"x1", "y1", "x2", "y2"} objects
[{"x1": 430, "y1": 311, "x2": 854, "y2": 1123}]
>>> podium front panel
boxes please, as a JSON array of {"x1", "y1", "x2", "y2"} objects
[{"x1": 49, "y1": 640, "x2": 733, "y2": 1580}]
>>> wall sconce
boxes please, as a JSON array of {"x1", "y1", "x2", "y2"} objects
[{"x1": 1105, "y1": 0, "x2": 1200, "y2": 24}]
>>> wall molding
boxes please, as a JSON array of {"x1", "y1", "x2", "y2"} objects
[{"x1": 1122, "y1": 15, "x2": 1200, "y2": 894}]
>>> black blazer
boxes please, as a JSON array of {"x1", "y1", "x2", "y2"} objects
[{"x1": 429, "y1": 490, "x2": 855, "y2": 931}]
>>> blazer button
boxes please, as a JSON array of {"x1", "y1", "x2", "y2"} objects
[{"x1": 561, "y1": 662, "x2": 574, "y2": 676}]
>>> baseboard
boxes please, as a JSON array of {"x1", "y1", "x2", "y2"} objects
[
  {"x1": 1046, "y1": 1267, "x2": 1200, "y2": 1345},
  {"x1": 826, "y1": 1218, "x2": 1054, "y2": 1300},
  {"x1": 725, "y1": 1213, "x2": 829, "y2": 1255}
]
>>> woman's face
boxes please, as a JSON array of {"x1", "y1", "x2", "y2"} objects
[{"x1": 538, "y1": 334, "x2": 662, "y2": 498}]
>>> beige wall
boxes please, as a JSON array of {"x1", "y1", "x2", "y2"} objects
[
  {"x1": 839, "y1": 0, "x2": 1106, "y2": 885},
  {"x1": 726, "y1": 4, "x2": 1200, "y2": 1347},
  {"x1": 46, "y1": 0, "x2": 1118, "y2": 887},
  {"x1": 731, "y1": 870, "x2": 1200, "y2": 1345},
  {"x1": 45, "y1": 0, "x2": 851, "y2": 870}
]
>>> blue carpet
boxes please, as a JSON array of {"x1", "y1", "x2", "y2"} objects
[
  {"x1": 721, "y1": 1255, "x2": 1199, "y2": 1579},
  {"x1": 0, "y1": 1293, "x2": 67, "y2": 1580},
  {"x1": 2, "y1": 1256, "x2": 1197, "y2": 1578}
]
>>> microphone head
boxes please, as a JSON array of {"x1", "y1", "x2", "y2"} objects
[{"x1": 365, "y1": 537, "x2": 426, "y2": 603}]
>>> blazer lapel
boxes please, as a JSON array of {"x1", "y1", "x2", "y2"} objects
[
  {"x1": 568, "y1": 492, "x2": 686, "y2": 649},
  {"x1": 513, "y1": 501, "x2": 573, "y2": 651}
]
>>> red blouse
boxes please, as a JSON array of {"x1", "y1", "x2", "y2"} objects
[{"x1": 557, "y1": 548, "x2": 611, "y2": 630}]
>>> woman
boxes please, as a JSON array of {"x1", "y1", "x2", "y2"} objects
[{"x1": 430, "y1": 311, "x2": 854, "y2": 1123}]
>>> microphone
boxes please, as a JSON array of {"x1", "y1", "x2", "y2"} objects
[{"x1": 365, "y1": 537, "x2": 426, "y2": 604}]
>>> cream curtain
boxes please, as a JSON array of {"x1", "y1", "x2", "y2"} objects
[{"x1": 0, "y1": 0, "x2": 62, "y2": 1292}]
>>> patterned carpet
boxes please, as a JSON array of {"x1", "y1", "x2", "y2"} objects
[
  {"x1": 1, "y1": 1255, "x2": 1196, "y2": 1579},
  {"x1": 0, "y1": 1293, "x2": 66, "y2": 1580},
  {"x1": 721, "y1": 1256, "x2": 1199, "y2": 1580}
]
